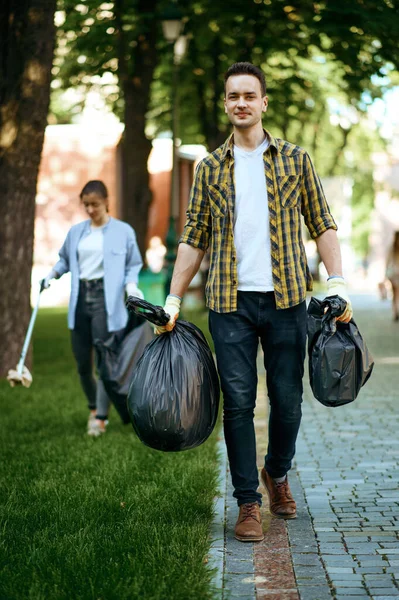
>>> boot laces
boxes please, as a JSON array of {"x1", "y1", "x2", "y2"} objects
[
  {"x1": 275, "y1": 479, "x2": 290, "y2": 500},
  {"x1": 240, "y1": 502, "x2": 260, "y2": 522}
]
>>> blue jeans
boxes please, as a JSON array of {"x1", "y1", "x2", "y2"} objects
[
  {"x1": 70, "y1": 279, "x2": 111, "y2": 419},
  {"x1": 209, "y1": 291, "x2": 307, "y2": 506}
]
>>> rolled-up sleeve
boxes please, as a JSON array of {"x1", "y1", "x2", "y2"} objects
[
  {"x1": 301, "y1": 152, "x2": 337, "y2": 239},
  {"x1": 179, "y1": 160, "x2": 211, "y2": 251},
  {"x1": 124, "y1": 227, "x2": 143, "y2": 285},
  {"x1": 53, "y1": 231, "x2": 71, "y2": 277}
]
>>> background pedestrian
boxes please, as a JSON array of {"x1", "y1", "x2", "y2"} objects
[
  {"x1": 42, "y1": 180, "x2": 144, "y2": 436},
  {"x1": 386, "y1": 230, "x2": 399, "y2": 321}
]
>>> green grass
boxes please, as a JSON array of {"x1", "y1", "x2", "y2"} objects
[{"x1": 0, "y1": 308, "x2": 221, "y2": 600}]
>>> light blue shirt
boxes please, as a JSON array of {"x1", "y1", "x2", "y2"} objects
[{"x1": 53, "y1": 217, "x2": 143, "y2": 332}]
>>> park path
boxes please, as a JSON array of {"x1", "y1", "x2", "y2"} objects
[{"x1": 216, "y1": 293, "x2": 399, "y2": 600}]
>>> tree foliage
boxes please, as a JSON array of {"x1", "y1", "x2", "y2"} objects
[
  {"x1": 56, "y1": 0, "x2": 162, "y2": 256},
  {"x1": 53, "y1": 0, "x2": 399, "y2": 255},
  {"x1": 147, "y1": 0, "x2": 399, "y2": 147}
]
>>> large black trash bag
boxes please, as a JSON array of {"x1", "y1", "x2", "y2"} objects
[
  {"x1": 125, "y1": 297, "x2": 220, "y2": 452},
  {"x1": 95, "y1": 311, "x2": 154, "y2": 423},
  {"x1": 307, "y1": 295, "x2": 374, "y2": 407}
]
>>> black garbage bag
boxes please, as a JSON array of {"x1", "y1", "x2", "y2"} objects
[
  {"x1": 95, "y1": 311, "x2": 154, "y2": 423},
  {"x1": 307, "y1": 295, "x2": 374, "y2": 407},
  {"x1": 125, "y1": 297, "x2": 220, "y2": 452}
]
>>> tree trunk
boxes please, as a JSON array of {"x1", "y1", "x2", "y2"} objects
[
  {"x1": 121, "y1": 81, "x2": 155, "y2": 260},
  {"x1": 0, "y1": 0, "x2": 56, "y2": 377},
  {"x1": 206, "y1": 36, "x2": 229, "y2": 151},
  {"x1": 189, "y1": 37, "x2": 212, "y2": 150},
  {"x1": 116, "y1": 0, "x2": 158, "y2": 259}
]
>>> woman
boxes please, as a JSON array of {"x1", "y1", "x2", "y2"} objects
[
  {"x1": 43, "y1": 180, "x2": 144, "y2": 436},
  {"x1": 386, "y1": 231, "x2": 399, "y2": 322}
]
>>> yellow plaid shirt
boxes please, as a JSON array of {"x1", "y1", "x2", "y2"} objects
[{"x1": 180, "y1": 130, "x2": 337, "y2": 313}]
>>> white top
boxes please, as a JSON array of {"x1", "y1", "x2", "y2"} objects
[
  {"x1": 233, "y1": 137, "x2": 274, "y2": 292},
  {"x1": 77, "y1": 225, "x2": 105, "y2": 280}
]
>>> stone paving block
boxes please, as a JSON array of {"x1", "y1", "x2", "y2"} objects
[
  {"x1": 318, "y1": 548, "x2": 349, "y2": 555},
  {"x1": 290, "y1": 543, "x2": 319, "y2": 553},
  {"x1": 365, "y1": 580, "x2": 397, "y2": 589},
  {"x1": 346, "y1": 540, "x2": 377, "y2": 547},
  {"x1": 364, "y1": 574, "x2": 395, "y2": 579},
  {"x1": 323, "y1": 555, "x2": 358, "y2": 563},
  {"x1": 308, "y1": 508, "x2": 335, "y2": 513},
  {"x1": 328, "y1": 574, "x2": 363, "y2": 581},
  {"x1": 335, "y1": 527, "x2": 366, "y2": 532},
  {"x1": 335, "y1": 596, "x2": 369, "y2": 600},
  {"x1": 224, "y1": 574, "x2": 256, "y2": 596},
  {"x1": 318, "y1": 546, "x2": 347, "y2": 553},
  {"x1": 316, "y1": 534, "x2": 343, "y2": 541},
  {"x1": 369, "y1": 536, "x2": 398, "y2": 542},
  {"x1": 225, "y1": 558, "x2": 255, "y2": 574},
  {"x1": 368, "y1": 589, "x2": 399, "y2": 596},
  {"x1": 297, "y1": 576, "x2": 329, "y2": 586},
  {"x1": 332, "y1": 580, "x2": 366, "y2": 588},
  {"x1": 293, "y1": 565, "x2": 328, "y2": 578},
  {"x1": 355, "y1": 567, "x2": 386, "y2": 574},
  {"x1": 358, "y1": 558, "x2": 387, "y2": 565},
  {"x1": 331, "y1": 588, "x2": 367, "y2": 595},
  {"x1": 336, "y1": 521, "x2": 367, "y2": 527},
  {"x1": 291, "y1": 553, "x2": 322, "y2": 566},
  {"x1": 297, "y1": 585, "x2": 333, "y2": 600},
  {"x1": 346, "y1": 544, "x2": 381, "y2": 553},
  {"x1": 326, "y1": 567, "x2": 356, "y2": 574}
]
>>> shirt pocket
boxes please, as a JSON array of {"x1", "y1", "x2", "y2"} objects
[
  {"x1": 111, "y1": 248, "x2": 127, "y2": 256},
  {"x1": 277, "y1": 174, "x2": 301, "y2": 209},
  {"x1": 208, "y1": 184, "x2": 229, "y2": 218}
]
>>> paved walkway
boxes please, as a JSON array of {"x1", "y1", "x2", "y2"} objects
[{"x1": 215, "y1": 293, "x2": 399, "y2": 600}]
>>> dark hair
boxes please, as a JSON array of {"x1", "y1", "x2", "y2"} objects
[
  {"x1": 79, "y1": 180, "x2": 108, "y2": 200},
  {"x1": 224, "y1": 62, "x2": 267, "y2": 96},
  {"x1": 394, "y1": 231, "x2": 399, "y2": 251}
]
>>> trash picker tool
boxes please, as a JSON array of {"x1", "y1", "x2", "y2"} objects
[{"x1": 7, "y1": 280, "x2": 45, "y2": 388}]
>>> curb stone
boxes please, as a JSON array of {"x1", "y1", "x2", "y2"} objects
[
  {"x1": 210, "y1": 435, "x2": 228, "y2": 599},
  {"x1": 210, "y1": 432, "x2": 257, "y2": 600}
]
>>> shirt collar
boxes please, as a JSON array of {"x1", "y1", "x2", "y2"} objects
[
  {"x1": 83, "y1": 216, "x2": 113, "y2": 234},
  {"x1": 221, "y1": 129, "x2": 278, "y2": 161}
]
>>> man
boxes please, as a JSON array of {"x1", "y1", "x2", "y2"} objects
[{"x1": 156, "y1": 62, "x2": 352, "y2": 542}]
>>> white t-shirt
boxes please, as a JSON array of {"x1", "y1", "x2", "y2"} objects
[
  {"x1": 233, "y1": 137, "x2": 274, "y2": 292},
  {"x1": 78, "y1": 225, "x2": 105, "y2": 280}
]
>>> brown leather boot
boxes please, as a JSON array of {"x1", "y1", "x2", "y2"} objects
[
  {"x1": 234, "y1": 502, "x2": 264, "y2": 542},
  {"x1": 261, "y1": 468, "x2": 297, "y2": 519}
]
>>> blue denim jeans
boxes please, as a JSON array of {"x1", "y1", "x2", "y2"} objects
[
  {"x1": 209, "y1": 291, "x2": 307, "y2": 506},
  {"x1": 70, "y1": 279, "x2": 111, "y2": 419}
]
